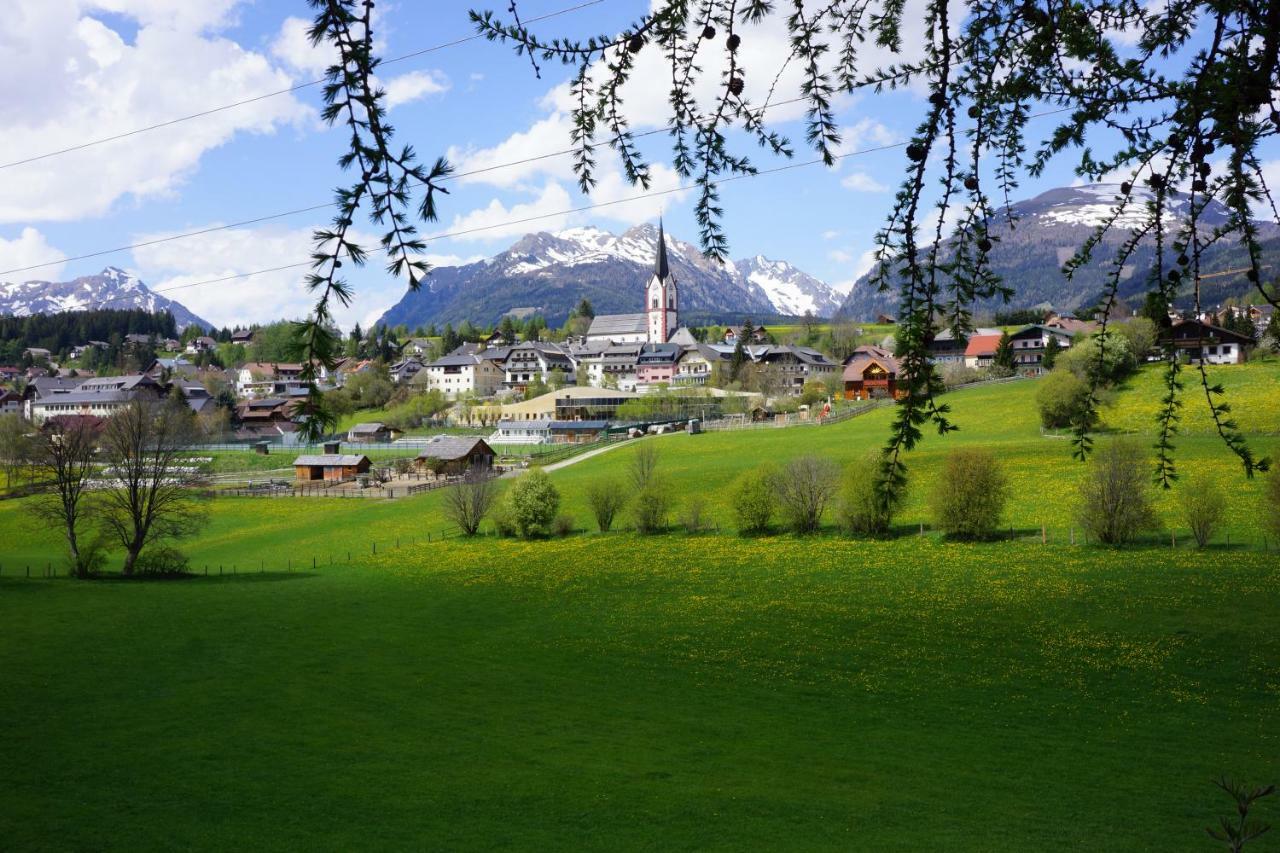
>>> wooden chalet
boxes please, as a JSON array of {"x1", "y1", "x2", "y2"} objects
[
  {"x1": 842, "y1": 346, "x2": 905, "y2": 401},
  {"x1": 1166, "y1": 319, "x2": 1253, "y2": 364},
  {"x1": 347, "y1": 421, "x2": 395, "y2": 443}
]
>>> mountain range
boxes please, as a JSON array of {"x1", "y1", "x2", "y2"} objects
[
  {"x1": 0, "y1": 266, "x2": 210, "y2": 330},
  {"x1": 378, "y1": 223, "x2": 849, "y2": 329},
  {"x1": 835, "y1": 183, "x2": 1279, "y2": 319}
]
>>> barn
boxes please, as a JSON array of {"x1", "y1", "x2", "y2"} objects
[
  {"x1": 415, "y1": 436, "x2": 496, "y2": 475},
  {"x1": 292, "y1": 453, "x2": 372, "y2": 482}
]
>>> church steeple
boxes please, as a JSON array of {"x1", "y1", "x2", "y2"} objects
[{"x1": 654, "y1": 217, "x2": 671, "y2": 281}]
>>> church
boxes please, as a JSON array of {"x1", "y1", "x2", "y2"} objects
[{"x1": 584, "y1": 221, "x2": 684, "y2": 345}]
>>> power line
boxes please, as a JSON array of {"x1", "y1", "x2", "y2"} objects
[
  {"x1": 0, "y1": 96, "x2": 812, "y2": 278},
  {"x1": 0, "y1": 0, "x2": 608, "y2": 172},
  {"x1": 77, "y1": 139, "x2": 908, "y2": 313}
]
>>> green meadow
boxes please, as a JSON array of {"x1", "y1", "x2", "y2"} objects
[{"x1": 3, "y1": 362, "x2": 1279, "y2": 850}]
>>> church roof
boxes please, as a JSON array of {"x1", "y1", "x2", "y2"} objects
[
  {"x1": 654, "y1": 218, "x2": 672, "y2": 281},
  {"x1": 586, "y1": 313, "x2": 648, "y2": 337}
]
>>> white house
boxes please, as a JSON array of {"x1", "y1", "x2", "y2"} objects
[{"x1": 417, "y1": 353, "x2": 504, "y2": 398}]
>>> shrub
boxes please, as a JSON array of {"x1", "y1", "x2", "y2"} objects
[
  {"x1": 503, "y1": 469, "x2": 560, "y2": 538},
  {"x1": 1265, "y1": 472, "x2": 1280, "y2": 543},
  {"x1": 775, "y1": 456, "x2": 839, "y2": 534},
  {"x1": 1076, "y1": 440, "x2": 1156, "y2": 545},
  {"x1": 730, "y1": 466, "x2": 777, "y2": 534},
  {"x1": 1056, "y1": 331, "x2": 1137, "y2": 383},
  {"x1": 585, "y1": 479, "x2": 628, "y2": 532},
  {"x1": 551, "y1": 512, "x2": 575, "y2": 538},
  {"x1": 929, "y1": 448, "x2": 1008, "y2": 540},
  {"x1": 678, "y1": 495, "x2": 712, "y2": 533},
  {"x1": 1180, "y1": 475, "x2": 1224, "y2": 548},
  {"x1": 836, "y1": 456, "x2": 902, "y2": 536},
  {"x1": 491, "y1": 503, "x2": 517, "y2": 538},
  {"x1": 1036, "y1": 369, "x2": 1091, "y2": 429},
  {"x1": 631, "y1": 481, "x2": 673, "y2": 534},
  {"x1": 131, "y1": 546, "x2": 190, "y2": 576}
]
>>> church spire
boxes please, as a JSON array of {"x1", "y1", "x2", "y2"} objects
[{"x1": 654, "y1": 217, "x2": 671, "y2": 281}]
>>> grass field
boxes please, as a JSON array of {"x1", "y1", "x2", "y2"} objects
[{"x1": 3, "y1": 362, "x2": 1279, "y2": 849}]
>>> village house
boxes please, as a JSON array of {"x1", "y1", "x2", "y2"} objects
[
  {"x1": 842, "y1": 345, "x2": 905, "y2": 401},
  {"x1": 584, "y1": 343, "x2": 642, "y2": 390},
  {"x1": 347, "y1": 421, "x2": 396, "y2": 443},
  {"x1": 293, "y1": 446, "x2": 371, "y2": 482},
  {"x1": 1008, "y1": 325, "x2": 1075, "y2": 374},
  {"x1": 231, "y1": 328, "x2": 254, "y2": 345},
  {"x1": 235, "y1": 397, "x2": 300, "y2": 439},
  {"x1": 23, "y1": 347, "x2": 52, "y2": 362},
  {"x1": 490, "y1": 419, "x2": 552, "y2": 444},
  {"x1": 416, "y1": 352, "x2": 505, "y2": 398},
  {"x1": 185, "y1": 336, "x2": 217, "y2": 355},
  {"x1": 236, "y1": 362, "x2": 326, "y2": 397},
  {"x1": 500, "y1": 342, "x2": 576, "y2": 392},
  {"x1": 927, "y1": 327, "x2": 999, "y2": 364},
  {"x1": 757, "y1": 345, "x2": 839, "y2": 392},
  {"x1": 674, "y1": 346, "x2": 715, "y2": 385},
  {"x1": 415, "y1": 435, "x2": 495, "y2": 474},
  {"x1": 26, "y1": 374, "x2": 164, "y2": 421},
  {"x1": 402, "y1": 337, "x2": 434, "y2": 357},
  {"x1": 721, "y1": 325, "x2": 769, "y2": 345},
  {"x1": 635, "y1": 343, "x2": 682, "y2": 388},
  {"x1": 0, "y1": 389, "x2": 22, "y2": 414},
  {"x1": 388, "y1": 357, "x2": 423, "y2": 385},
  {"x1": 1166, "y1": 319, "x2": 1253, "y2": 364},
  {"x1": 963, "y1": 334, "x2": 1003, "y2": 369}
]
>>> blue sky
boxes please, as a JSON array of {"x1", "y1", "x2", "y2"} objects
[{"x1": 0, "y1": 0, "x2": 1273, "y2": 330}]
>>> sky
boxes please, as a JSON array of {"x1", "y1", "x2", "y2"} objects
[{"x1": 0, "y1": 0, "x2": 1274, "y2": 331}]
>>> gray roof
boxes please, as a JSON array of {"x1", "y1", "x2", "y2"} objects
[
  {"x1": 349, "y1": 422, "x2": 388, "y2": 433},
  {"x1": 428, "y1": 354, "x2": 480, "y2": 367},
  {"x1": 293, "y1": 454, "x2": 369, "y2": 466},
  {"x1": 32, "y1": 389, "x2": 139, "y2": 406},
  {"x1": 549, "y1": 420, "x2": 609, "y2": 429},
  {"x1": 496, "y1": 419, "x2": 552, "y2": 430},
  {"x1": 586, "y1": 313, "x2": 648, "y2": 337},
  {"x1": 415, "y1": 436, "x2": 492, "y2": 461}
]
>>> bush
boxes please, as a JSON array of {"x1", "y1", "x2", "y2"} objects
[
  {"x1": 775, "y1": 456, "x2": 839, "y2": 534},
  {"x1": 929, "y1": 448, "x2": 1008, "y2": 540},
  {"x1": 551, "y1": 512, "x2": 575, "y2": 538},
  {"x1": 1180, "y1": 475, "x2": 1224, "y2": 548},
  {"x1": 730, "y1": 466, "x2": 777, "y2": 534},
  {"x1": 491, "y1": 503, "x2": 517, "y2": 538},
  {"x1": 1076, "y1": 440, "x2": 1156, "y2": 545},
  {"x1": 835, "y1": 456, "x2": 902, "y2": 536},
  {"x1": 585, "y1": 479, "x2": 628, "y2": 532},
  {"x1": 629, "y1": 442, "x2": 660, "y2": 491},
  {"x1": 131, "y1": 546, "x2": 190, "y2": 576},
  {"x1": 678, "y1": 495, "x2": 713, "y2": 533},
  {"x1": 631, "y1": 481, "x2": 673, "y2": 534},
  {"x1": 1265, "y1": 472, "x2": 1280, "y2": 543},
  {"x1": 1056, "y1": 331, "x2": 1137, "y2": 383},
  {"x1": 1036, "y1": 369, "x2": 1091, "y2": 429},
  {"x1": 503, "y1": 469, "x2": 560, "y2": 538}
]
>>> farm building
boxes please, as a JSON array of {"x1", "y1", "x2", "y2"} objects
[
  {"x1": 415, "y1": 436, "x2": 495, "y2": 474},
  {"x1": 491, "y1": 419, "x2": 552, "y2": 444},
  {"x1": 347, "y1": 421, "x2": 395, "y2": 443},
  {"x1": 292, "y1": 453, "x2": 371, "y2": 482},
  {"x1": 549, "y1": 420, "x2": 609, "y2": 443},
  {"x1": 842, "y1": 346, "x2": 905, "y2": 401}
]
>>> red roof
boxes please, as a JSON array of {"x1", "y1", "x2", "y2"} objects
[{"x1": 964, "y1": 334, "x2": 1002, "y2": 357}]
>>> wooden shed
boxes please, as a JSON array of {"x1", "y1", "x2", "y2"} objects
[
  {"x1": 293, "y1": 453, "x2": 372, "y2": 482},
  {"x1": 415, "y1": 436, "x2": 496, "y2": 475}
]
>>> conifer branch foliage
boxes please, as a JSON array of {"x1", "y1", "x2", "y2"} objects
[
  {"x1": 473, "y1": 0, "x2": 1277, "y2": 486},
  {"x1": 298, "y1": 0, "x2": 452, "y2": 441}
]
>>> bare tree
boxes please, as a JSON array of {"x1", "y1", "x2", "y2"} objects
[
  {"x1": 99, "y1": 398, "x2": 208, "y2": 575},
  {"x1": 28, "y1": 416, "x2": 101, "y2": 576},
  {"x1": 628, "y1": 442, "x2": 660, "y2": 492},
  {"x1": 444, "y1": 468, "x2": 498, "y2": 536},
  {"x1": 0, "y1": 413, "x2": 32, "y2": 491},
  {"x1": 776, "y1": 456, "x2": 840, "y2": 534}
]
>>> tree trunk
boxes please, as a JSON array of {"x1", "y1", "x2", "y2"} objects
[{"x1": 66, "y1": 527, "x2": 83, "y2": 578}]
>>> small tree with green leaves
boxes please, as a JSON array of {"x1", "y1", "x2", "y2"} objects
[
  {"x1": 992, "y1": 331, "x2": 1015, "y2": 375},
  {"x1": 929, "y1": 448, "x2": 1009, "y2": 540},
  {"x1": 503, "y1": 469, "x2": 560, "y2": 538},
  {"x1": 836, "y1": 456, "x2": 902, "y2": 537},
  {"x1": 1180, "y1": 475, "x2": 1225, "y2": 548},
  {"x1": 1041, "y1": 335, "x2": 1062, "y2": 371},
  {"x1": 1036, "y1": 369, "x2": 1092, "y2": 430},
  {"x1": 631, "y1": 480, "x2": 673, "y2": 535},
  {"x1": 775, "y1": 456, "x2": 839, "y2": 535},
  {"x1": 730, "y1": 466, "x2": 777, "y2": 535}
]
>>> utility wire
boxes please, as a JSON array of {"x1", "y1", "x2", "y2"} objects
[{"x1": 0, "y1": 0, "x2": 608, "y2": 172}]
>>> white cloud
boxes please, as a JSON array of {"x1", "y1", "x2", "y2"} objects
[
  {"x1": 129, "y1": 222, "x2": 421, "y2": 330},
  {"x1": 828, "y1": 249, "x2": 854, "y2": 263},
  {"x1": 383, "y1": 70, "x2": 450, "y2": 109},
  {"x1": 841, "y1": 171, "x2": 889, "y2": 192},
  {"x1": 269, "y1": 16, "x2": 327, "y2": 76},
  {"x1": 829, "y1": 249, "x2": 879, "y2": 295},
  {"x1": 587, "y1": 163, "x2": 692, "y2": 225},
  {"x1": 448, "y1": 113, "x2": 577, "y2": 189},
  {"x1": 0, "y1": 229, "x2": 68, "y2": 282},
  {"x1": 439, "y1": 183, "x2": 575, "y2": 242},
  {"x1": 0, "y1": 1, "x2": 312, "y2": 224},
  {"x1": 822, "y1": 229, "x2": 840, "y2": 240}
]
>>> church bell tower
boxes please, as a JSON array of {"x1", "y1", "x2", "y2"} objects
[{"x1": 646, "y1": 219, "x2": 678, "y2": 343}]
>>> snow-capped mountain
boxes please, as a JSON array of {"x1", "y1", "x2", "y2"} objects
[
  {"x1": 0, "y1": 267, "x2": 210, "y2": 330},
  {"x1": 837, "y1": 182, "x2": 1273, "y2": 319},
  {"x1": 378, "y1": 223, "x2": 844, "y2": 328}
]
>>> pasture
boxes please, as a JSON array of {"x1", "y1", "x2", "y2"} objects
[{"x1": 2, "y1": 363, "x2": 1279, "y2": 850}]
